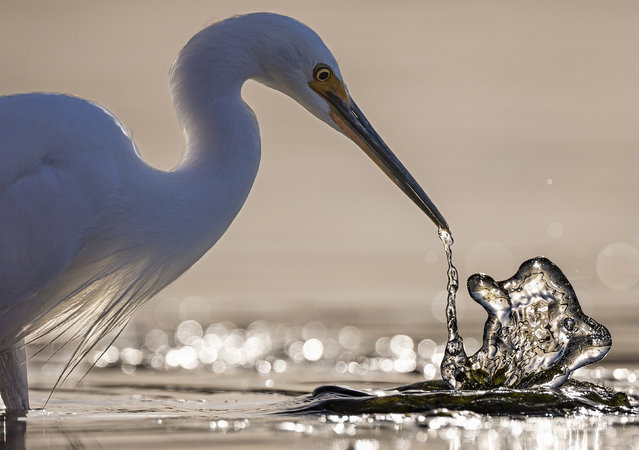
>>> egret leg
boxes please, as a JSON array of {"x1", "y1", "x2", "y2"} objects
[{"x1": 0, "y1": 340, "x2": 29, "y2": 412}]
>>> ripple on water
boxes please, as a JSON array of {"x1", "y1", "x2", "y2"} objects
[{"x1": 283, "y1": 379, "x2": 632, "y2": 417}]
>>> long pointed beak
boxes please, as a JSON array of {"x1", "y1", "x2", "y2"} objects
[{"x1": 324, "y1": 91, "x2": 449, "y2": 233}]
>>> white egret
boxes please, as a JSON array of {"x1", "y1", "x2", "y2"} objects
[{"x1": 0, "y1": 13, "x2": 448, "y2": 412}]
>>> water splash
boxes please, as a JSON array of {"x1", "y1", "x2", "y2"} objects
[
  {"x1": 280, "y1": 243, "x2": 618, "y2": 418},
  {"x1": 438, "y1": 229, "x2": 467, "y2": 389},
  {"x1": 437, "y1": 232, "x2": 612, "y2": 389},
  {"x1": 460, "y1": 257, "x2": 611, "y2": 389}
]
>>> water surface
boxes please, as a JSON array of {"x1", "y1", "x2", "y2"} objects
[{"x1": 7, "y1": 319, "x2": 639, "y2": 449}]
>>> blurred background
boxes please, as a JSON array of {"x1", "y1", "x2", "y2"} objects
[{"x1": 2, "y1": 0, "x2": 638, "y2": 362}]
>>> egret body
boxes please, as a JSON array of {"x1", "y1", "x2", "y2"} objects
[{"x1": 0, "y1": 13, "x2": 447, "y2": 412}]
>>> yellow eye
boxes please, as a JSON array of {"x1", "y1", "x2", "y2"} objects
[{"x1": 314, "y1": 65, "x2": 332, "y2": 82}]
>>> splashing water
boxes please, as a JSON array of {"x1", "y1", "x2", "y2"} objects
[
  {"x1": 461, "y1": 256, "x2": 611, "y2": 388},
  {"x1": 438, "y1": 229, "x2": 468, "y2": 389},
  {"x1": 285, "y1": 234, "x2": 618, "y2": 418},
  {"x1": 437, "y1": 229, "x2": 611, "y2": 390}
]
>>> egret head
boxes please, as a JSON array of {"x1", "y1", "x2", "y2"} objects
[
  {"x1": 252, "y1": 14, "x2": 449, "y2": 231},
  {"x1": 179, "y1": 13, "x2": 449, "y2": 232}
]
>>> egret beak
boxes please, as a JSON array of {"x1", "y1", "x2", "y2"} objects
[{"x1": 310, "y1": 77, "x2": 449, "y2": 232}]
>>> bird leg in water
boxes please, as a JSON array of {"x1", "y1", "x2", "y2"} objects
[{"x1": 0, "y1": 339, "x2": 29, "y2": 412}]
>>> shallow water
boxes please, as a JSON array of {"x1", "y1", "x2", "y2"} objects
[
  {"x1": 10, "y1": 363, "x2": 639, "y2": 449},
  {"x1": 6, "y1": 319, "x2": 639, "y2": 449},
  {"x1": 4, "y1": 253, "x2": 629, "y2": 449}
]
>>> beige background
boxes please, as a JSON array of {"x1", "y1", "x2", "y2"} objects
[{"x1": 2, "y1": 1, "x2": 638, "y2": 359}]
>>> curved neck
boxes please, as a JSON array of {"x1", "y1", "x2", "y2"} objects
[
  {"x1": 171, "y1": 97, "x2": 260, "y2": 254},
  {"x1": 132, "y1": 30, "x2": 262, "y2": 259},
  {"x1": 174, "y1": 90, "x2": 260, "y2": 245},
  {"x1": 176, "y1": 90, "x2": 260, "y2": 182}
]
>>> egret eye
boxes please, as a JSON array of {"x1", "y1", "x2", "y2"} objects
[{"x1": 314, "y1": 65, "x2": 332, "y2": 82}]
